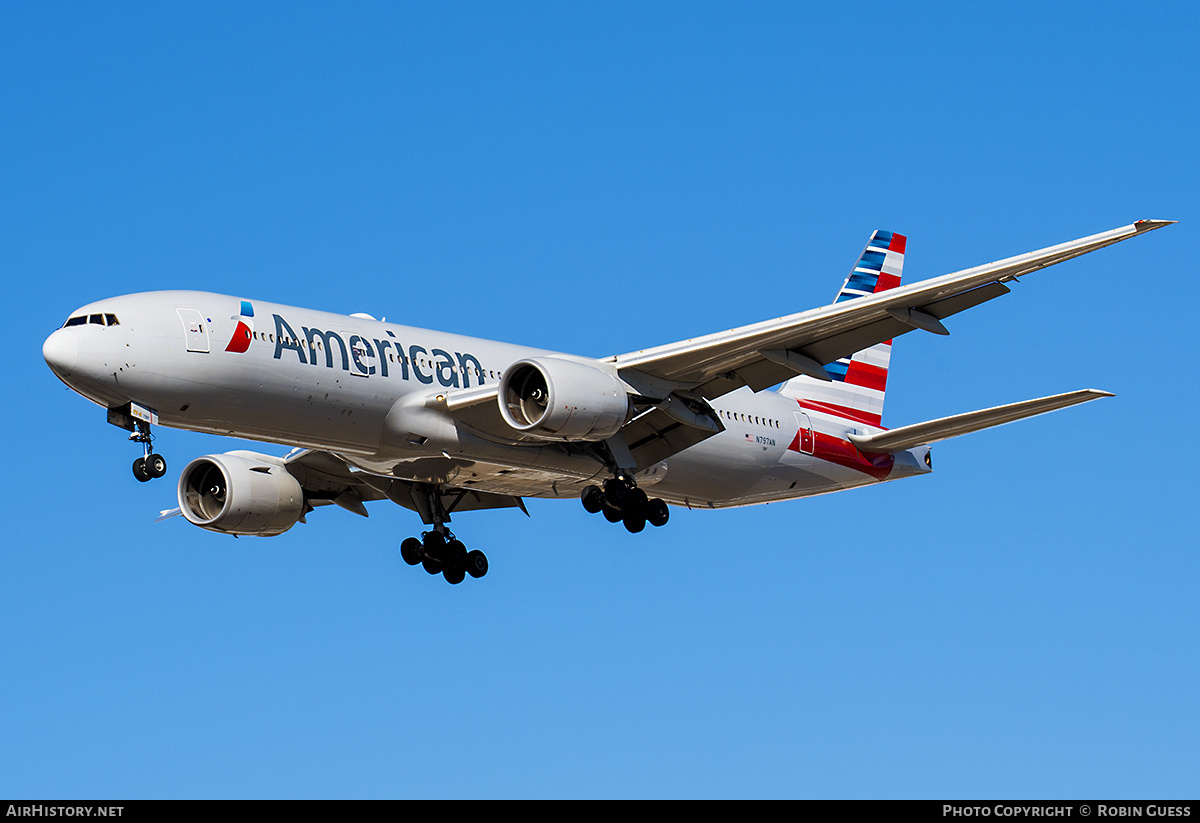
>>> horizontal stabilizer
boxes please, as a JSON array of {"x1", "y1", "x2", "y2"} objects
[{"x1": 847, "y1": 389, "x2": 1113, "y2": 453}]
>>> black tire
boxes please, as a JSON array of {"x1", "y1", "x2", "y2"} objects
[
  {"x1": 423, "y1": 531, "x2": 447, "y2": 555},
  {"x1": 446, "y1": 539, "x2": 468, "y2": 569},
  {"x1": 443, "y1": 567, "x2": 465, "y2": 585},
  {"x1": 132, "y1": 457, "x2": 151, "y2": 482},
  {"x1": 623, "y1": 513, "x2": 646, "y2": 533},
  {"x1": 628, "y1": 488, "x2": 649, "y2": 514},
  {"x1": 466, "y1": 550, "x2": 488, "y2": 578},
  {"x1": 603, "y1": 478, "x2": 629, "y2": 506},
  {"x1": 146, "y1": 454, "x2": 167, "y2": 478},
  {"x1": 581, "y1": 485, "x2": 604, "y2": 514},
  {"x1": 647, "y1": 498, "x2": 670, "y2": 527},
  {"x1": 400, "y1": 537, "x2": 422, "y2": 566},
  {"x1": 422, "y1": 556, "x2": 441, "y2": 575},
  {"x1": 602, "y1": 499, "x2": 624, "y2": 523}
]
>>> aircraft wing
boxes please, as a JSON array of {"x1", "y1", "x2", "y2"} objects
[
  {"x1": 610, "y1": 220, "x2": 1172, "y2": 401},
  {"x1": 429, "y1": 220, "x2": 1168, "y2": 471}
]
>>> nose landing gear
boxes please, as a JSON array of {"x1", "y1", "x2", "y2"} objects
[
  {"x1": 129, "y1": 417, "x2": 166, "y2": 482},
  {"x1": 108, "y1": 402, "x2": 168, "y2": 482},
  {"x1": 581, "y1": 475, "x2": 669, "y2": 533}
]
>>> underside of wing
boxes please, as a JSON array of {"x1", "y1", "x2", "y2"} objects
[
  {"x1": 619, "y1": 405, "x2": 722, "y2": 469},
  {"x1": 285, "y1": 449, "x2": 528, "y2": 524}
]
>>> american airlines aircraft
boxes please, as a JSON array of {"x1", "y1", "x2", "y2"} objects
[{"x1": 42, "y1": 220, "x2": 1171, "y2": 584}]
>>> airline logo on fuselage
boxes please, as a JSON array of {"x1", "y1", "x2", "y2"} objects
[
  {"x1": 270, "y1": 313, "x2": 485, "y2": 388},
  {"x1": 224, "y1": 300, "x2": 255, "y2": 353}
]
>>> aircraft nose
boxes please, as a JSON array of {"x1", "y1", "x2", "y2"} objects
[{"x1": 43, "y1": 328, "x2": 79, "y2": 376}]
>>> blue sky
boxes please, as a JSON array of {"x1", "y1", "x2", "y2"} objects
[{"x1": 2, "y1": 1, "x2": 1196, "y2": 799}]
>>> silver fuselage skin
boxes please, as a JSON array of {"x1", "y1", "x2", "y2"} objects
[{"x1": 43, "y1": 290, "x2": 929, "y2": 510}]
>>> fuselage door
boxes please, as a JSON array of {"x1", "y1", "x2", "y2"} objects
[
  {"x1": 177, "y1": 308, "x2": 210, "y2": 353},
  {"x1": 345, "y1": 332, "x2": 376, "y2": 377},
  {"x1": 793, "y1": 411, "x2": 814, "y2": 455}
]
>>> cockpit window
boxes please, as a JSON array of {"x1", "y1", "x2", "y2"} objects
[{"x1": 62, "y1": 313, "x2": 120, "y2": 328}]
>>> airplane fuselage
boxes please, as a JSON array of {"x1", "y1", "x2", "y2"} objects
[{"x1": 43, "y1": 290, "x2": 929, "y2": 510}]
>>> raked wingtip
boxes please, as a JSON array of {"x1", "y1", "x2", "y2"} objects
[{"x1": 1133, "y1": 219, "x2": 1177, "y2": 232}]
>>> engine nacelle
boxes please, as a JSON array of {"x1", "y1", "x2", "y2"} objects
[
  {"x1": 499, "y1": 357, "x2": 631, "y2": 441},
  {"x1": 177, "y1": 452, "x2": 305, "y2": 537}
]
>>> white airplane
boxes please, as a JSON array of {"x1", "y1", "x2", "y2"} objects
[{"x1": 43, "y1": 220, "x2": 1172, "y2": 583}]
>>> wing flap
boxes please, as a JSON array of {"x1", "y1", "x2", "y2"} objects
[
  {"x1": 284, "y1": 449, "x2": 389, "y2": 501},
  {"x1": 285, "y1": 449, "x2": 528, "y2": 524},
  {"x1": 621, "y1": 406, "x2": 722, "y2": 468},
  {"x1": 917, "y1": 280, "x2": 1011, "y2": 322},
  {"x1": 847, "y1": 389, "x2": 1114, "y2": 453}
]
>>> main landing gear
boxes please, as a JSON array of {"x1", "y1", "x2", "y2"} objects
[
  {"x1": 399, "y1": 530, "x2": 489, "y2": 585},
  {"x1": 398, "y1": 484, "x2": 490, "y2": 585},
  {"x1": 580, "y1": 475, "x2": 669, "y2": 533},
  {"x1": 130, "y1": 419, "x2": 167, "y2": 482}
]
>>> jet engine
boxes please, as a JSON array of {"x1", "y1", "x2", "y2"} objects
[
  {"x1": 499, "y1": 357, "x2": 631, "y2": 441},
  {"x1": 177, "y1": 452, "x2": 305, "y2": 537}
]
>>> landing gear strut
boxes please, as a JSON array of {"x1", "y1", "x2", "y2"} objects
[
  {"x1": 581, "y1": 474, "x2": 669, "y2": 533},
  {"x1": 398, "y1": 483, "x2": 488, "y2": 584},
  {"x1": 129, "y1": 419, "x2": 167, "y2": 482}
]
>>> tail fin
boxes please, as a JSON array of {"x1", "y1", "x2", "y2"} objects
[{"x1": 778, "y1": 230, "x2": 906, "y2": 427}]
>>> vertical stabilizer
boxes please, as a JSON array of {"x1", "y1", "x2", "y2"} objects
[{"x1": 777, "y1": 230, "x2": 906, "y2": 426}]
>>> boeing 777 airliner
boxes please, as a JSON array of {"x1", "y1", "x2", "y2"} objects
[{"x1": 42, "y1": 220, "x2": 1172, "y2": 583}]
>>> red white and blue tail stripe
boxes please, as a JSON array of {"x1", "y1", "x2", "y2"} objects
[{"x1": 778, "y1": 230, "x2": 906, "y2": 427}]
